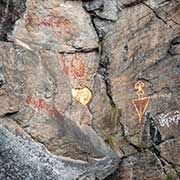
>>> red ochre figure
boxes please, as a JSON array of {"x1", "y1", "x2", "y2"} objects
[
  {"x1": 60, "y1": 54, "x2": 86, "y2": 80},
  {"x1": 25, "y1": 13, "x2": 71, "y2": 29},
  {"x1": 70, "y1": 54, "x2": 86, "y2": 79},
  {"x1": 26, "y1": 96, "x2": 63, "y2": 117},
  {"x1": 60, "y1": 55, "x2": 69, "y2": 76},
  {"x1": 25, "y1": 13, "x2": 35, "y2": 26}
]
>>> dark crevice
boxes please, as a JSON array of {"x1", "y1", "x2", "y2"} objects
[
  {"x1": 119, "y1": 136, "x2": 180, "y2": 177},
  {"x1": 86, "y1": 12, "x2": 117, "y2": 23},
  {"x1": 97, "y1": 45, "x2": 116, "y2": 107},
  {"x1": 58, "y1": 47, "x2": 99, "y2": 54},
  {"x1": 149, "y1": 146, "x2": 180, "y2": 178},
  {"x1": 90, "y1": 17, "x2": 103, "y2": 41},
  {"x1": 122, "y1": 0, "x2": 147, "y2": 8},
  {"x1": 149, "y1": 147, "x2": 168, "y2": 176},
  {"x1": 3, "y1": 111, "x2": 19, "y2": 117},
  {"x1": 83, "y1": 1, "x2": 116, "y2": 108},
  {"x1": 0, "y1": 0, "x2": 26, "y2": 41},
  {"x1": 170, "y1": 18, "x2": 180, "y2": 26},
  {"x1": 142, "y1": 1, "x2": 173, "y2": 29},
  {"x1": 168, "y1": 35, "x2": 180, "y2": 56},
  {"x1": 0, "y1": 110, "x2": 19, "y2": 119},
  {"x1": 145, "y1": 112, "x2": 162, "y2": 145}
]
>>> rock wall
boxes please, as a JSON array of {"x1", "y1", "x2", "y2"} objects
[{"x1": 0, "y1": 0, "x2": 180, "y2": 179}]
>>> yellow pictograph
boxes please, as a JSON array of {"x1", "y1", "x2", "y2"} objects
[
  {"x1": 132, "y1": 81, "x2": 150, "y2": 123},
  {"x1": 71, "y1": 87, "x2": 92, "y2": 106},
  {"x1": 135, "y1": 81, "x2": 145, "y2": 99}
]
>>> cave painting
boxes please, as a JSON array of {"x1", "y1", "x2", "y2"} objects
[
  {"x1": 159, "y1": 110, "x2": 180, "y2": 127},
  {"x1": 71, "y1": 87, "x2": 92, "y2": 106},
  {"x1": 132, "y1": 81, "x2": 150, "y2": 123},
  {"x1": 70, "y1": 54, "x2": 86, "y2": 80},
  {"x1": 26, "y1": 95, "x2": 66, "y2": 118},
  {"x1": 60, "y1": 54, "x2": 86, "y2": 80},
  {"x1": 25, "y1": 13, "x2": 71, "y2": 29}
]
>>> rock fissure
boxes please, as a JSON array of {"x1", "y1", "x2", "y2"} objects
[
  {"x1": 142, "y1": 1, "x2": 173, "y2": 29},
  {"x1": 149, "y1": 146, "x2": 180, "y2": 178},
  {"x1": 0, "y1": 0, "x2": 26, "y2": 41}
]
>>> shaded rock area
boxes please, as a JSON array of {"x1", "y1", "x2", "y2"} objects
[
  {"x1": 0, "y1": 0, "x2": 26, "y2": 40},
  {"x1": 0, "y1": 0, "x2": 180, "y2": 179}
]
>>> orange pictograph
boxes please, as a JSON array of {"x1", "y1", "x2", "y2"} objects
[{"x1": 132, "y1": 81, "x2": 150, "y2": 123}]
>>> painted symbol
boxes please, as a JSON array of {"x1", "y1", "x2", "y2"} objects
[
  {"x1": 25, "y1": 13, "x2": 72, "y2": 29},
  {"x1": 70, "y1": 54, "x2": 86, "y2": 80},
  {"x1": 132, "y1": 81, "x2": 150, "y2": 123},
  {"x1": 60, "y1": 54, "x2": 86, "y2": 80},
  {"x1": 71, "y1": 87, "x2": 92, "y2": 106},
  {"x1": 60, "y1": 55, "x2": 69, "y2": 76},
  {"x1": 27, "y1": 96, "x2": 53, "y2": 115}
]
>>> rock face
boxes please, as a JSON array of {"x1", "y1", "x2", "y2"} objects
[
  {"x1": 84, "y1": 0, "x2": 180, "y2": 179},
  {"x1": 0, "y1": 0, "x2": 180, "y2": 179}
]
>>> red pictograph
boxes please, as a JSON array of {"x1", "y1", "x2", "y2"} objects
[
  {"x1": 36, "y1": 98, "x2": 46, "y2": 112},
  {"x1": 59, "y1": 54, "x2": 86, "y2": 80},
  {"x1": 24, "y1": 13, "x2": 72, "y2": 29},
  {"x1": 40, "y1": 17, "x2": 51, "y2": 27},
  {"x1": 70, "y1": 55, "x2": 86, "y2": 79},
  {"x1": 26, "y1": 96, "x2": 68, "y2": 119},
  {"x1": 26, "y1": 95, "x2": 35, "y2": 105},
  {"x1": 59, "y1": 55, "x2": 69, "y2": 76},
  {"x1": 24, "y1": 13, "x2": 34, "y2": 26},
  {"x1": 26, "y1": 96, "x2": 54, "y2": 116}
]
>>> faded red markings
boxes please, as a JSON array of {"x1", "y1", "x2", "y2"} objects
[
  {"x1": 25, "y1": 13, "x2": 71, "y2": 29},
  {"x1": 26, "y1": 96, "x2": 56, "y2": 116},
  {"x1": 60, "y1": 55, "x2": 69, "y2": 76},
  {"x1": 60, "y1": 54, "x2": 86, "y2": 80},
  {"x1": 70, "y1": 55, "x2": 86, "y2": 79}
]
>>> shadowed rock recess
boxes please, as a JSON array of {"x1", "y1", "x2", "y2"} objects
[{"x1": 0, "y1": 0, "x2": 179, "y2": 179}]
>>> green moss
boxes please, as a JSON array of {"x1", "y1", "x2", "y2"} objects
[
  {"x1": 120, "y1": 128, "x2": 128, "y2": 140},
  {"x1": 104, "y1": 136, "x2": 116, "y2": 148},
  {"x1": 166, "y1": 173, "x2": 177, "y2": 180},
  {"x1": 136, "y1": 143, "x2": 146, "y2": 151}
]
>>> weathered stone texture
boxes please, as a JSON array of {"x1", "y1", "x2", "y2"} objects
[
  {"x1": 84, "y1": 0, "x2": 180, "y2": 179},
  {"x1": 13, "y1": 0, "x2": 98, "y2": 52},
  {"x1": 0, "y1": 0, "x2": 180, "y2": 179}
]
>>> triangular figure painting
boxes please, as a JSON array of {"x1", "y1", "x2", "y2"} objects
[
  {"x1": 132, "y1": 81, "x2": 150, "y2": 123},
  {"x1": 132, "y1": 97, "x2": 150, "y2": 123}
]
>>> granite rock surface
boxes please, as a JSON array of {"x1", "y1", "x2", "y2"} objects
[{"x1": 0, "y1": 0, "x2": 180, "y2": 179}]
